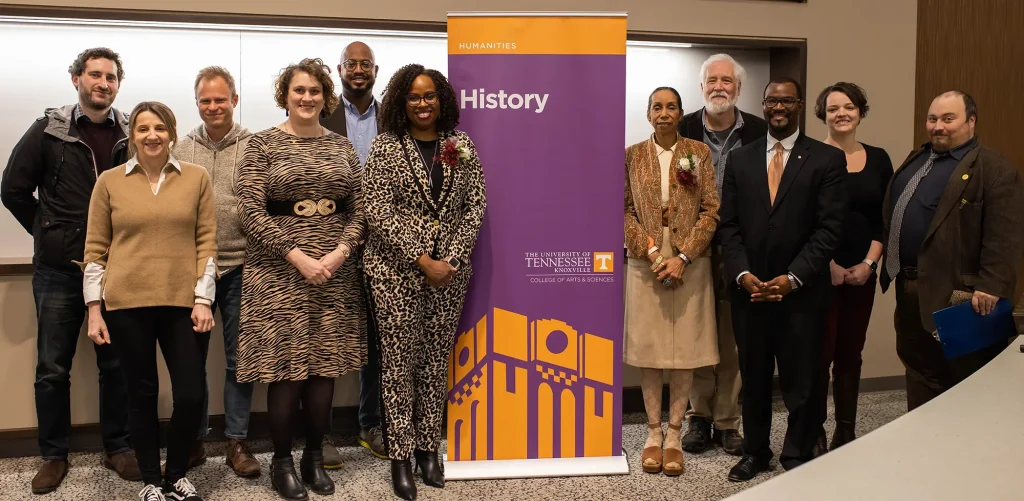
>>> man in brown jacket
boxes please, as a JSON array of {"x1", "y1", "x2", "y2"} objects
[{"x1": 881, "y1": 90, "x2": 1024, "y2": 411}]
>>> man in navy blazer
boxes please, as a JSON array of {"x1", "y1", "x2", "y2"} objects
[{"x1": 718, "y1": 77, "x2": 848, "y2": 481}]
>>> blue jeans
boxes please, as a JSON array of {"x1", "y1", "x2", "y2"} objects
[
  {"x1": 33, "y1": 265, "x2": 131, "y2": 460},
  {"x1": 197, "y1": 267, "x2": 253, "y2": 440},
  {"x1": 358, "y1": 274, "x2": 382, "y2": 430}
]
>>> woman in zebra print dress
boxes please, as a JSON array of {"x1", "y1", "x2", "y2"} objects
[{"x1": 236, "y1": 58, "x2": 365, "y2": 500}]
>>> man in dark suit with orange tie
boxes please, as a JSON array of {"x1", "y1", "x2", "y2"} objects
[
  {"x1": 719, "y1": 77, "x2": 848, "y2": 481},
  {"x1": 881, "y1": 90, "x2": 1024, "y2": 412}
]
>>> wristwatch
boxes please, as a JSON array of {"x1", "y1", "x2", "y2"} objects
[{"x1": 862, "y1": 258, "x2": 877, "y2": 271}]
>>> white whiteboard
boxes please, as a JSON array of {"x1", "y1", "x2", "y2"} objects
[{"x1": 0, "y1": 17, "x2": 768, "y2": 261}]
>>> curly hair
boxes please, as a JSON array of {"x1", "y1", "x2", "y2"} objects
[
  {"x1": 815, "y1": 82, "x2": 869, "y2": 122},
  {"x1": 273, "y1": 58, "x2": 339, "y2": 117},
  {"x1": 69, "y1": 47, "x2": 124, "y2": 82},
  {"x1": 378, "y1": 64, "x2": 460, "y2": 136}
]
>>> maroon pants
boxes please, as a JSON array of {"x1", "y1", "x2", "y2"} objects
[{"x1": 822, "y1": 277, "x2": 876, "y2": 376}]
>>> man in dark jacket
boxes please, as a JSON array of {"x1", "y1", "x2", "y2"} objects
[
  {"x1": 0, "y1": 47, "x2": 139, "y2": 495},
  {"x1": 881, "y1": 90, "x2": 1024, "y2": 411},
  {"x1": 677, "y1": 53, "x2": 767, "y2": 457},
  {"x1": 319, "y1": 41, "x2": 387, "y2": 464}
]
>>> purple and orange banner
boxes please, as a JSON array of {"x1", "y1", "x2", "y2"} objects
[{"x1": 446, "y1": 12, "x2": 627, "y2": 477}]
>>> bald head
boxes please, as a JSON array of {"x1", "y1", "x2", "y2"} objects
[
  {"x1": 926, "y1": 90, "x2": 977, "y2": 152},
  {"x1": 339, "y1": 41, "x2": 378, "y2": 98}
]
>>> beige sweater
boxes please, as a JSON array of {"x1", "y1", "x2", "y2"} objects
[
  {"x1": 81, "y1": 159, "x2": 218, "y2": 311},
  {"x1": 173, "y1": 123, "x2": 251, "y2": 272}
]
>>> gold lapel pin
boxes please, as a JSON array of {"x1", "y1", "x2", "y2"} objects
[
  {"x1": 797, "y1": 155, "x2": 802, "y2": 159},
  {"x1": 962, "y1": 174, "x2": 969, "y2": 180}
]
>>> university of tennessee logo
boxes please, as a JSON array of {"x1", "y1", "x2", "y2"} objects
[{"x1": 593, "y1": 252, "x2": 614, "y2": 273}]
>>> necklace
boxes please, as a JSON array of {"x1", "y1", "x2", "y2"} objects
[{"x1": 413, "y1": 138, "x2": 440, "y2": 189}]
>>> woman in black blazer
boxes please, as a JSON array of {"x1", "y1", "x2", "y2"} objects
[{"x1": 813, "y1": 82, "x2": 894, "y2": 454}]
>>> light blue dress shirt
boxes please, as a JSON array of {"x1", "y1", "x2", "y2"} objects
[{"x1": 342, "y1": 95, "x2": 378, "y2": 166}]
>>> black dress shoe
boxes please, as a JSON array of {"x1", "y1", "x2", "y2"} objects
[
  {"x1": 391, "y1": 459, "x2": 417, "y2": 500},
  {"x1": 413, "y1": 449, "x2": 445, "y2": 488},
  {"x1": 831, "y1": 421, "x2": 856, "y2": 450},
  {"x1": 681, "y1": 417, "x2": 712, "y2": 453},
  {"x1": 300, "y1": 449, "x2": 335, "y2": 495},
  {"x1": 728, "y1": 455, "x2": 770, "y2": 482},
  {"x1": 271, "y1": 456, "x2": 308, "y2": 500},
  {"x1": 812, "y1": 429, "x2": 829, "y2": 458},
  {"x1": 714, "y1": 429, "x2": 745, "y2": 456}
]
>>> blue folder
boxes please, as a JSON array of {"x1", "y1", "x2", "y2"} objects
[{"x1": 932, "y1": 298, "x2": 1016, "y2": 360}]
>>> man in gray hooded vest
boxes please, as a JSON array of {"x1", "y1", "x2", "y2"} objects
[{"x1": 173, "y1": 66, "x2": 260, "y2": 478}]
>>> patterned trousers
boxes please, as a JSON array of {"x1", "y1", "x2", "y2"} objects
[{"x1": 369, "y1": 269, "x2": 471, "y2": 460}]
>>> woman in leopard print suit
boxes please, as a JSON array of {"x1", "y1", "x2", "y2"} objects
[{"x1": 362, "y1": 64, "x2": 486, "y2": 501}]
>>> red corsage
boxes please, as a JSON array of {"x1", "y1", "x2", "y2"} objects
[
  {"x1": 434, "y1": 137, "x2": 470, "y2": 167},
  {"x1": 675, "y1": 152, "x2": 698, "y2": 188}
]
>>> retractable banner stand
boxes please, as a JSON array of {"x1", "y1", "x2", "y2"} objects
[{"x1": 445, "y1": 12, "x2": 629, "y2": 480}]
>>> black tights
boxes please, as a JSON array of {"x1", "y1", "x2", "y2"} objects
[{"x1": 267, "y1": 377, "x2": 335, "y2": 459}]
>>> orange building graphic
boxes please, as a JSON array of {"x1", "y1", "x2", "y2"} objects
[{"x1": 448, "y1": 307, "x2": 617, "y2": 461}]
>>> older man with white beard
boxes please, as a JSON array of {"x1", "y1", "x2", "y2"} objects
[{"x1": 677, "y1": 53, "x2": 767, "y2": 456}]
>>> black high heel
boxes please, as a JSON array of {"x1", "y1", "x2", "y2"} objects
[
  {"x1": 300, "y1": 449, "x2": 335, "y2": 495},
  {"x1": 413, "y1": 449, "x2": 444, "y2": 488},
  {"x1": 391, "y1": 459, "x2": 417, "y2": 500}
]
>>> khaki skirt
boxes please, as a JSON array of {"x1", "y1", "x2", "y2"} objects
[{"x1": 624, "y1": 228, "x2": 719, "y2": 369}]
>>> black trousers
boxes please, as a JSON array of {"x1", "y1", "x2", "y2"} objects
[
  {"x1": 105, "y1": 306, "x2": 205, "y2": 486},
  {"x1": 733, "y1": 299, "x2": 826, "y2": 470},
  {"x1": 894, "y1": 275, "x2": 1009, "y2": 411}
]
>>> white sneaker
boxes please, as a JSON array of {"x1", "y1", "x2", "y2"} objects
[
  {"x1": 163, "y1": 477, "x2": 203, "y2": 501},
  {"x1": 139, "y1": 484, "x2": 165, "y2": 501}
]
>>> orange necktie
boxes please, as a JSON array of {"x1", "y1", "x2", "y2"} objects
[{"x1": 768, "y1": 142, "x2": 785, "y2": 204}]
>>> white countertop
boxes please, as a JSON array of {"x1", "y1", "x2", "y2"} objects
[{"x1": 726, "y1": 336, "x2": 1024, "y2": 501}]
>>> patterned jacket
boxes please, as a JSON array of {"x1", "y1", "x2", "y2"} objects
[
  {"x1": 362, "y1": 130, "x2": 487, "y2": 280},
  {"x1": 625, "y1": 135, "x2": 720, "y2": 260}
]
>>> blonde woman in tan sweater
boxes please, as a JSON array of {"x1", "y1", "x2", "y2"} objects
[{"x1": 79, "y1": 101, "x2": 217, "y2": 501}]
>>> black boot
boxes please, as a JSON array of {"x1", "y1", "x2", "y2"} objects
[
  {"x1": 413, "y1": 449, "x2": 445, "y2": 488},
  {"x1": 830, "y1": 370, "x2": 860, "y2": 450},
  {"x1": 300, "y1": 449, "x2": 335, "y2": 496},
  {"x1": 271, "y1": 456, "x2": 308, "y2": 500},
  {"x1": 391, "y1": 459, "x2": 417, "y2": 500}
]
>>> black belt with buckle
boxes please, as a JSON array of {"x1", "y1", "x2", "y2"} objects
[
  {"x1": 900, "y1": 267, "x2": 918, "y2": 280},
  {"x1": 267, "y1": 198, "x2": 341, "y2": 217}
]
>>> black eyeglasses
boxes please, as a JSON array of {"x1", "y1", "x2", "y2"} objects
[
  {"x1": 342, "y1": 59, "x2": 374, "y2": 71},
  {"x1": 406, "y1": 92, "x2": 439, "y2": 106},
  {"x1": 764, "y1": 97, "x2": 802, "y2": 109}
]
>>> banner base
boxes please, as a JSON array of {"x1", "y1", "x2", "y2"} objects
[{"x1": 443, "y1": 453, "x2": 630, "y2": 480}]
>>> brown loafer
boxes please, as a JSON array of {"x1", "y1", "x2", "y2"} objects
[
  {"x1": 189, "y1": 440, "x2": 207, "y2": 469},
  {"x1": 32, "y1": 459, "x2": 68, "y2": 494},
  {"x1": 226, "y1": 439, "x2": 261, "y2": 478},
  {"x1": 103, "y1": 452, "x2": 142, "y2": 481}
]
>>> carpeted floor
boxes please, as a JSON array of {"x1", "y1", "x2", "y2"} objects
[{"x1": 0, "y1": 391, "x2": 906, "y2": 501}]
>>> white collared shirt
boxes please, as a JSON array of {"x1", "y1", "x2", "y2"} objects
[
  {"x1": 765, "y1": 129, "x2": 800, "y2": 173},
  {"x1": 84, "y1": 154, "x2": 216, "y2": 306},
  {"x1": 652, "y1": 135, "x2": 677, "y2": 205},
  {"x1": 125, "y1": 155, "x2": 182, "y2": 194}
]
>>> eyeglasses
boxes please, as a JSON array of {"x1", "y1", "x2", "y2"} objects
[
  {"x1": 763, "y1": 97, "x2": 802, "y2": 109},
  {"x1": 406, "y1": 92, "x2": 438, "y2": 106},
  {"x1": 342, "y1": 59, "x2": 374, "y2": 71}
]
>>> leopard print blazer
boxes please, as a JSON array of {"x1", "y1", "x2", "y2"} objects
[
  {"x1": 362, "y1": 130, "x2": 487, "y2": 281},
  {"x1": 624, "y1": 135, "x2": 720, "y2": 260}
]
